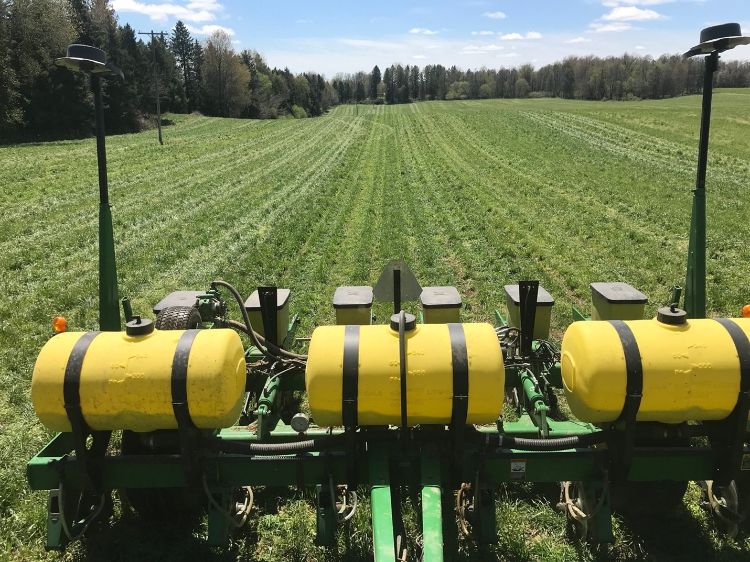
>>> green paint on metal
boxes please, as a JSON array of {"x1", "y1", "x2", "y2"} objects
[
  {"x1": 571, "y1": 305, "x2": 590, "y2": 322},
  {"x1": 369, "y1": 448, "x2": 395, "y2": 562},
  {"x1": 255, "y1": 376, "x2": 281, "y2": 438},
  {"x1": 46, "y1": 490, "x2": 64, "y2": 550},
  {"x1": 585, "y1": 481, "x2": 614, "y2": 543},
  {"x1": 420, "y1": 449, "x2": 443, "y2": 562},
  {"x1": 206, "y1": 487, "x2": 231, "y2": 547},
  {"x1": 98, "y1": 203, "x2": 120, "y2": 331},
  {"x1": 685, "y1": 188, "x2": 706, "y2": 318},
  {"x1": 494, "y1": 309, "x2": 507, "y2": 326},
  {"x1": 315, "y1": 484, "x2": 336, "y2": 546},
  {"x1": 684, "y1": 51, "x2": 718, "y2": 319},
  {"x1": 519, "y1": 368, "x2": 549, "y2": 436}
]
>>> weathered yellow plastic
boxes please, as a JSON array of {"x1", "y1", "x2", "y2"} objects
[
  {"x1": 32, "y1": 329, "x2": 246, "y2": 432},
  {"x1": 305, "y1": 323, "x2": 504, "y2": 426},
  {"x1": 561, "y1": 318, "x2": 750, "y2": 423}
]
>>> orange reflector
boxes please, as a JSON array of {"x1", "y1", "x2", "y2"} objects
[
  {"x1": 52, "y1": 316, "x2": 68, "y2": 334},
  {"x1": 742, "y1": 305, "x2": 750, "y2": 319}
]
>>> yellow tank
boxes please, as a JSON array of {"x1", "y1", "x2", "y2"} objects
[
  {"x1": 32, "y1": 329, "x2": 247, "y2": 432},
  {"x1": 305, "y1": 323, "x2": 504, "y2": 426},
  {"x1": 561, "y1": 318, "x2": 750, "y2": 423}
]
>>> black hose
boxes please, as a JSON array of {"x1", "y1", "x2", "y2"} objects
[
  {"x1": 212, "y1": 280, "x2": 308, "y2": 362},
  {"x1": 226, "y1": 319, "x2": 308, "y2": 361},
  {"x1": 499, "y1": 431, "x2": 608, "y2": 451},
  {"x1": 217, "y1": 436, "x2": 342, "y2": 456}
]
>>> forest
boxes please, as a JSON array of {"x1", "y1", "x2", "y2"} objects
[{"x1": 1, "y1": 0, "x2": 749, "y2": 141}]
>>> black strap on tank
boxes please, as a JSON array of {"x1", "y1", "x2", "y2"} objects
[
  {"x1": 341, "y1": 325, "x2": 360, "y2": 486},
  {"x1": 342, "y1": 325, "x2": 360, "y2": 429},
  {"x1": 449, "y1": 323, "x2": 469, "y2": 480},
  {"x1": 171, "y1": 329, "x2": 200, "y2": 429},
  {"x1": 609, "y1": 321, "x2": 643, "y2": 422},
  {"x1": 63, "y1": 331, "x2": 110, "y2": 491},
  {"x1": 63, "y1": 331, "x2": 101, "y2": 437},
  {"x1": 448, "y1": 323, "x2": 469, "y2": 428},
  {"x1": 712, "y1": 319, "x2": 750, "y2": 482},
  {"x1": 715, "y1": 319, "x2": 750, "y2": 396},
  {"x1": 608, "y1": 320, "x2": 643, "y2": 480}
]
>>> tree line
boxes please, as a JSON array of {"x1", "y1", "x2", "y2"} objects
[
  {"x1": 333, "y1": 56, "x2": 750, "y2": 105},
  {"x1": 1, "y1": 0, "x2": 749, "y2": 141},
  {"x1": 0, "y1": 0, "x2": 335, "y2": 139}
]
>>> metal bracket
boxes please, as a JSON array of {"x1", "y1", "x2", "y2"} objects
[
  {"x1": 258, "y1": 286, "x2": 279, "y2": 348},
  {"x1": 45, "y1": 489, "x2": 65, "y2": 550},
  {"x1": 315, "y1": 483, "x2": 337, "y2": 546}
]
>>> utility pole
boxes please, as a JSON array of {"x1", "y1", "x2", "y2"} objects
[{"x1": 139, "y1": 30, "x2": 166, "y2": 145}]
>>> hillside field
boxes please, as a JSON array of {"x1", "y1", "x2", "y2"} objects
[{"x1": 1, "y1": 91, "x2": 750, "y2": 561}]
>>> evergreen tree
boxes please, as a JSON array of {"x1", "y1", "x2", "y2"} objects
[
  {"x1": 171, "y1": 21, "x2": 197, "y2": 111},
  {"x1": 355, "y1": 79, "x2": 365, "y2": 102},
  {"x1": 68, "y1": 0, "x2": 93, "y2": 44},
  {"x1": 190, "y1": 38, "x2": 203, "y2": 110},
  {"x1": 383, "y1": 67, "x2": 394, "y2": 104},
  {"x1": 369, "y1": 64, "x2": 380, "y2": 100}
]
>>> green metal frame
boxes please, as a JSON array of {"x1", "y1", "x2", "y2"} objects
[{"x1": 27, "y1": 419, "x2": 750, "y2": 551}]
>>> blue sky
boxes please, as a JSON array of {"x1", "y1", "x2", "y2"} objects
[{"x1": 112, "y1": 0, "x2": 750, "y2": 76}]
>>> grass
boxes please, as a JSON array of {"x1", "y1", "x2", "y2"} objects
[{"x1": 2, "y1": 89, "x2": 750, "y2": 560}]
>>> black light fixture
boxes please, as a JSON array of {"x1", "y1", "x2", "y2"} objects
[
  {"x1": 684, "y1": 22, "x2": 750, "y2": 58},
  {"x1": 55, "y1": 44, "x2": 124, "y2": 78}
]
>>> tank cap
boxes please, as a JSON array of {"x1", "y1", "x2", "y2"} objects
[
  {"x1": 657, "y1": 306, "x2": 687, "y2": 325},
  {"x1": 390, "y1": 312, "x2": 417, "y2": 331},
  {"x1": 125, "y1": 316, "x2": 155, "y2": 336}
]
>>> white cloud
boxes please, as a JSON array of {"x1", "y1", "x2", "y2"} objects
[
  {"x1": 566, "y1": 36, "x2": 591, "y2": 43},
  {"x1": 500, "y1": 31, "x2": 542, "y2": 41},
  {"x1": 483, "y1": 11, "x2": 506, "y2": 20},
  {"x1": 412, "y1": 54, "x2": 427, "y2": 59},
  {"x1": 589, "y1": 22, "x2": 634, "y2": 32},
  {"x1": 471, "y1": 30, "x2": 495, "y2": 36},
  {"x1": 112, "y1": 0, "x2": 222, "y2": 22},
  {"x1": 186, "y1": 24, "x2": 234, "y2": 36},
  {"x1": 461, "y1": 43, "x2": 505, "y2": 54},
  {"x1": 409, "y1": 27, "x2": 439, "y2": 35},
  {"x1": 635, "y1": 44, "x2": 646, "y2": 49},
  {"x1": 603, "y1": 0, "x2": 672, "y2": 5},
  {"x1": 339, "y1": 38, "x2": 403, "y2": 51},
  {"x1": 602, "y1": 6, "x2": 664, "y2": 21}
]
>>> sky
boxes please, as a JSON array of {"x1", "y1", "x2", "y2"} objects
[{"x1": 111, "y1": 0, "x2": 750, "y2": 76}]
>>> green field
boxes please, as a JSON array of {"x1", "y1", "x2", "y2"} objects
[{"x1": 2, "y1": 91, "x2": 750, "y2": 561}]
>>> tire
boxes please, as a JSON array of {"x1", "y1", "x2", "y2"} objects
[{"x1": 155, "y1": 305, "x2": 202, "y2": 330}]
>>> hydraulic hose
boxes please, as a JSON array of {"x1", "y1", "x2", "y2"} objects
[
  {"x1": 498, "y1": 431, "x2": 608, "y2": 451},
  {"x1": 217, "y1": 436, "x2": 342, "y2": 456},
  {"x1": 225, "y1": 319, "x2": 308, "y2": 361},
  {"x1": 211, "y1": 280, "x2": 308, "y2": 361}
]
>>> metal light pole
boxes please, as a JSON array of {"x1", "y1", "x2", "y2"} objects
[
  {"x1": 682, "y1": 23, "x2": 750, "y2": 318},
  {"x1": 55, "y1": 44, "x2": 124, "y2": 331}
]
